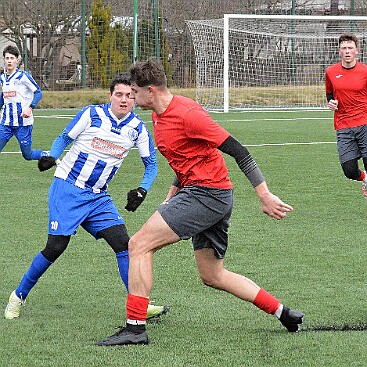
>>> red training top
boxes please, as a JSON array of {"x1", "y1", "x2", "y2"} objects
[
  {"x1": 325, "y1": 61, "x2": 367, "y2": 130},
  {"x1": 152, "y1": 95, "x2": 232, "y2": 189}
]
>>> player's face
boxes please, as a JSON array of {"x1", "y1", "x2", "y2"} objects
[
  {"x1": 130, "y1": 83, "x2": 152, "y2": 110},
  {"x1": 109, "y1": 83, "x2": 135, "y2": 119},
  {"x1": 339, "y1": 41, "x2": 358, "y2": 67},
  {"x1": 3, "y1": 53, "x2": 19, "y2": 74}
]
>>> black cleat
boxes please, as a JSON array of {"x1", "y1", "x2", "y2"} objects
[
  {"x1": 96, "y1": 325, "x2": 148, "y2": 346},
  {"x1": 279, "y1": 306, "x2": 304, "y2": 332}
]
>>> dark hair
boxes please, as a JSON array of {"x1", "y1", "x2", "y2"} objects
[
  {"x1": 130, "y1": 59, "x2": 167, "y2": 88},
  {"x1": 3, "y1": 45, "x2": 20, "y2": 58},
  {"x1": 339, "y1": 33, "x2": 358, "y2": 48},
  {"x1": 109, "y1": 72, "x2": 131, "y2": 94}
]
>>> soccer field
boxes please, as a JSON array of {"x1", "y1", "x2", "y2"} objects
[{"x1": 0, "y1": 108, "x2": 366, "y2": 367}]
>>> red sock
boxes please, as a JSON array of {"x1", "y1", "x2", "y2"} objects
[
  {"x1": 358, "y1": 170, "x2": 366, "y2": 181},
  {"x1": 126, "y1": 293, "x2": 149, "y2": 322},
  {"x1": 253, "y1": 288, "x2": 280, "y2": 315}
]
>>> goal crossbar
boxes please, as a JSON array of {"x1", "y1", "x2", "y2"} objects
[{"x1": 187, "y1": 14, "x2": 367, "y2": 112}]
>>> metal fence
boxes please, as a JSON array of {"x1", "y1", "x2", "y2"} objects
[{"x1": 0, "y1": 0, "x2": 365, "y2": 91}]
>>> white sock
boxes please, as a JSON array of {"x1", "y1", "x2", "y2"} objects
[{"x1": 274, "y1": 304, "x2": 284, "y2": 319}]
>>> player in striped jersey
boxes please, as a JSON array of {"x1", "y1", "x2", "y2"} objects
[
  {"x1": 4, "y1": 73, "x2": 169, "y2": 322},
  {"x1": 0, "y1": 45, "x2": 47, "y2": 160}
]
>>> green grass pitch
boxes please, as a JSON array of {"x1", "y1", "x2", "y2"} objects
[{"x1": 0, "y1": 108, "x2": 366, "y2": 367}]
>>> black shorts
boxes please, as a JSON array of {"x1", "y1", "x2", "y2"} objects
[{"x1": 157, "y1": 185, "x2": 233, "y2": 259}]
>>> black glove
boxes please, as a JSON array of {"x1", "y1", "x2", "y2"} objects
[
  {"x1": 38, "y1": 156, "x2": 57, "y2": 172},
  {"x1": 125, "y1": 187, "x2": 147, "y2": 212}
]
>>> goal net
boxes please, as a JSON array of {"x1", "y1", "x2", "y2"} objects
[{"x1": 186, "y1": 15, "x2": 367, "y2": 112}]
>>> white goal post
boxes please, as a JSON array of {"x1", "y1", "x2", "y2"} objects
[{"x1": 186, "y1": 14, "x2": 367, "y2": 112}]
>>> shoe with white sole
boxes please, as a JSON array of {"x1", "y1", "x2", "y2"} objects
[{"x1": 4, "y1": 291, "x2": 25, "y2": 320}]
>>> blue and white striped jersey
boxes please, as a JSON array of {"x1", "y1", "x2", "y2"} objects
[
  {"x1": 0, "y1": 68, "x2": 41, "y2": 126},
  {"x1": 53, "y1": 103, "x2": 157, "y2": 193}
]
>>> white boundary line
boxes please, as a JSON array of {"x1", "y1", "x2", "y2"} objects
[{"x1": 0, "y1": 141, "x2": 336, "y2": 155}]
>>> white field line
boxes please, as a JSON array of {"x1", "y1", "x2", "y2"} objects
[
  {"x1": 0, "y1": 141, "x2": 336, "y2": 155},
  {"x1": 2, "y1": 114, "x2": 333, "y2": 154},
  {"x1": 223, "y1": 117, "x2": 332, "y2": 122}
]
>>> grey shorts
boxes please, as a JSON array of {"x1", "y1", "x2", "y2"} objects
[
  {"x1": 157, "y1": 185, "x2": 233, "y2": 259},
  {"x1": 336, "y1": 125, "x2": 367, "y2": 163}
]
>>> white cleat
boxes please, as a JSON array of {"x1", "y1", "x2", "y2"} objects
[{"x1": 4, "y1": 291, "x2": 25, "y2": 319}]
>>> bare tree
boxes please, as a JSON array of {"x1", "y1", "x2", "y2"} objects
[{"x1": 0, "y1": 0, "x2": 84, "y2": 89}]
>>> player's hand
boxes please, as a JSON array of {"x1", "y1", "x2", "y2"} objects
[
  {"x1": 260, "y1": 192, "x2": 293, "y2": 220},
  {"x1": 328, "y1": 99, "x2": 338, "y2": 111},
  {"x1": 21, "y1": 107, "x2": 33, "y2": 118},
  {"x1": 125, "y1": 187, "x2": 147, "y2": 212},
  {"x1": 38, "y1": 156, "x2": 57, "y2": 171}
]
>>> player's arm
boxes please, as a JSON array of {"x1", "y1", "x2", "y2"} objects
[
  {"x1": 218, "y1": 135, "x2": 293, "y2": 220},
  {"x1": 0, "y1": 93, "x2": 4, "y2": 110},
  {"x1": 38, "y1": 131, "x2": 74, "y2": 171},
  {"x1": 30, "y1": 89, "x2": 42, "y2": 109},
  {"x1": 125, "y1": 133, "x2": 158, "y2": 212},
  {"x1": 22, "y1": 80, "x2": 42, "y2": 117},
  {"x1": 325, "y1": 73, "x2": 338, "y2": 110},
  {"x1": 163, "y1": 176, "x2": 180, "y2": 202},
  {"x1": 218, "y1": 135, "x2": 264, "y2": 188}
]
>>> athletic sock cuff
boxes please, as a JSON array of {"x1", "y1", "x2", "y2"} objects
[
  {"x1": 126, "y1": 293, "x2": 149, "y2": 321},
  {"x1": 253, "y1": 288, "x2": 280, "y2": 315}
]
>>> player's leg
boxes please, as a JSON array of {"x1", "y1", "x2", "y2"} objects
[
  {"x1": 356, "y1": 125, "x2": 367, "y2": 197},
  {"x1": 4, "y1": 235, "x2": 70, "y2": 319},
  {"x1": 98, "y1": 186, "x2": 230, "y2": 346},
  {"x1": 337, "y1": 128, "x2": 366, "y2": 178},
  {"x1": 0, "y1": 138, "x2": 8, "y2": 152},
  {"x1": 195, "y1": 248, "x2": 260, "y2": 299},
  {"x1": 5, "y1": 178, "x2": 86, "y2": 319},
  {"x1": 98, "y1": 224, "x2": 170, "y2": 321},
  {"x1": 194, "y1": 248, "x2": 304, "y2": 332},
  {"x1": 340, "y1": 158, "x2": 362, "y2": 180},
  {"x1": 0, "y1": 125, "x2": 13, "y2": 153},
  {"x1": 98, "y1": 224, "x2": 130, "y2": 289},
  {"x1": 15, "y1": 125, "x2": 48, "y2": 160},
  {"x1": 96, "y1": 211, "x2": 179, "y2": 346},
  {"x1": 16, "y1": 235, "x2": 70, "y2": 298}
]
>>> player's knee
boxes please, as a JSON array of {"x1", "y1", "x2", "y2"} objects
[
  {"x1": 41, "y1": 235, "x2": 70, "y2": 262},
  {"x1": 128, "y1": 234, "x2": 148, "y2": 258},
  {"x1": 342, "y1": 167, "x2": 360, "y2": 180},
  {"x1": 341, "y1": 161, "x2": 360, "y2": 180},
  {"x1": 199, "y1": 272, "x2": 218, "y2": 289},
  {"x1": 99, "y1": 225, "x2": 129, "y2": 253}
]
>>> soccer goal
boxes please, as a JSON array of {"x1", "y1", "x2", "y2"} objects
[{"x1": 186, "y1": 14, "x2": 367, "y2": 112}]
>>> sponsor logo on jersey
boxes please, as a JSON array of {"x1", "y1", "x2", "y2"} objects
[
  {"x1": 91, "y1": 137, "x2": 126, "y2": 158},
  {"x1": 335, "y1": 74, "x2": 343, "y2": 78},
  {"x1": 3, "y1": 90, "x2": 16, "y2": 98}
]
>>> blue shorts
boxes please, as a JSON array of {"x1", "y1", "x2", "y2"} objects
[
  {"x1": 0, "y1": 125, "x2": 33, "y2": 146},
  {"x1": 48, "y1": 178, "x2": 124, "y2": 239}
]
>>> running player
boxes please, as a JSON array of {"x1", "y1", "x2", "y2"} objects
[
  {"x1": 325, "y1": 33, "x2": 367, "y2": 197},
  {"x1": 0, "y1": 45, "x2": 47, "y2": 160}
]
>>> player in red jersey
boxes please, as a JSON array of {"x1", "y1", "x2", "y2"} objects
[
  {"x1": 325, "y1": 33, "x2": 367, "y2": 197},
  {"x1": 97, "y1": 60, "x2": 304, "y2": 346}
]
